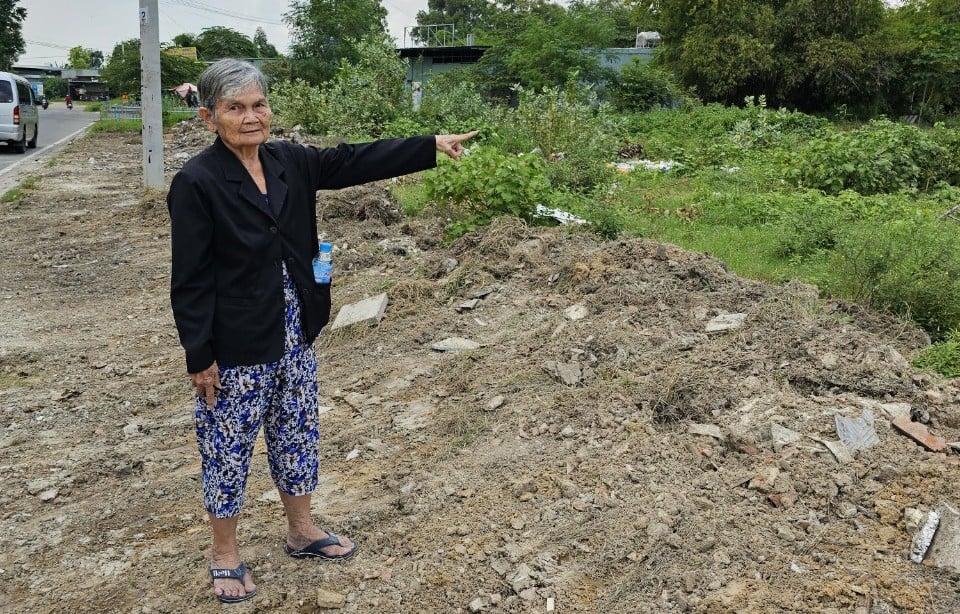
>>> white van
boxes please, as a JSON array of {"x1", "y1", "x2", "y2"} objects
[{"x1": 0, "y1": 71, "x2": 39, "y2": 153}]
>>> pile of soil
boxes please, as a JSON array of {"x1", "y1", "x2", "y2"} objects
[{"x1": 1, "y1": 120, "x2": 959, "y2": 613}]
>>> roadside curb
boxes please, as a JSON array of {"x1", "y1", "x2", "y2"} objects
[{"x1": 0, "y1": 122, "x2": 97, "y2": 195}]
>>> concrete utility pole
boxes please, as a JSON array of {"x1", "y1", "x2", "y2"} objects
[{"x1": 139, "y1": 0, "x2": 164, "y2": 188}]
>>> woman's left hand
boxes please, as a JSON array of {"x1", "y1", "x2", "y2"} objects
[{"x1": 435, "y1": 131, "x2": 479, "y2": 161}]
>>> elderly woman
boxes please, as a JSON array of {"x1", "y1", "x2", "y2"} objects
[{"x1": 167, "y1": 58, "x2": 475, "y2": 603}]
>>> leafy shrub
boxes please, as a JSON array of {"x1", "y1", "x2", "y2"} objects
[
  {"x1": 414, "y1": 71, "x2": 503, "y2": 137},
  {"x1": 788, "y1": 118, "x2": 949, "y2": 195},
  {"x1": 611, "y1": 60, "x2": 682, "y2": 112},
  {"x1": 827, "y1": 215, "x2": 960, "y2": 337},
  {"x1": 424, "y1": 145, "x2": 552, "y2": 238},
  {"x1": 270, "y1": 36, "x2": 407, "y2": 138},
  {"x1": 269, "y1": 78, "x2": 325, "y2": 133},
  {"x1": 912, "y1": 328, "x2": 960, "y2": 378},
  {"x1": 493, "y1": 81, "x2": 621, "y2": 191}
]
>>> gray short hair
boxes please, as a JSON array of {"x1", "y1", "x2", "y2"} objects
[{"x1": 198, "y1": 59, "x2": 268, "y2": 114}]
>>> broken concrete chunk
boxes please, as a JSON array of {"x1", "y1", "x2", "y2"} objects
[
  {"x1": 704, "y1": 312, "x2": 747, "y2": 333},
  {"x1": 771, "y1": 423, "x2": 802, "y2": 452},
  {"x1": 316, "y1": 587, "x2": 346, "y2": 609},
  {"x1": 330, "y1": 293, "x2": 388, "y2": 330},
  {"x1": 688, "y1": 423, "x2": 724, "y2": 440},
  {"x1": 879, "y1": 402, "x2": 912, "y2": 420},
  {"x1": 392, "y1": 401, "x2": 434, "y2": 431},
  {"x1": 456, "y1": 299, "x2": 480, "y2": 312},
  {"x1": 891, "y1": 414, "x2": 948, "y2": 452},
  {"x1": 564, "y1": 304, "x2": 589, "y2": 321},
  {"x1": 926, "y1": 503, "x2": 960, "y2": 572},
  {"x1": 910, "y1": 509, "x2": 941, "y2": 563},
  {"x1": 809, "y1": 436, "x2": 854, "y2": 464},
  {"x1": 547, "y1": 361, "x2": 582, "y2": 386},
  {"x1": 748, "y1": 466, "x2": 780, "y2": 492},
  {"x1": 432, "y1": 337, "x2": 481, "y2": 352}
]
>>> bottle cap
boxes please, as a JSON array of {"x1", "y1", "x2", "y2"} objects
[{"x1": 319, "y1": 242, "x2": 333, "y2": 253}]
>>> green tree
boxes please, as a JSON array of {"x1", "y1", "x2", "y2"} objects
[
  {"x1": 0, "y1": 0, "x2": 27, "y2": 70},
  {"x1": 101, "y1": 39, "x2": 203, "y2": 97},
  {"x1": 67, "y1": 46, "x2": 93, "y2": 69},
  {"x1": 42, "y1": 76, "x2": 67, "y2": 98},
  {"x1": 195, "y1": 26, "x2": 258, "y2": 60},
  {"x1": 413, "y1": 0, "x2": 496, "y2": 44},
  {"x1": 893, "y1": 0, "x2": 960, "y2": 119},
  {"x1": 172, "y1": 33, "x2": 199, "y2": 48},
  {"x1": 656, "y1": 0, "x2": 891, "y2": 111},
  {"x1": 284, "y1": 0, "x2": 388, "y2": 84},
  {"x1": 90, "y1": 50, "x2": 104, "y2": 69},
  {"x1": 476, "y1": 0, "x2": 618, "y2": 93},
  {"x1": 253, "y1": 27, "x2": 279, "y2": 58}
]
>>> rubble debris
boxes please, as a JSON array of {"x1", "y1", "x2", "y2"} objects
[
  {"x1": 705, "y1": 313, "x2": 748, "y2": 333},
  {"x1": 891, "y1": 414, "x2": 949, "y2": 451},
  {"x1": 834, "y1": 410, "x2": 880, "y2": 451},
  {"x1": 910, "y1": 509, "x2": 941, "y2": 563},
  {"x1": 330, "y1": 293, "x2": 389, "y2": 330}
]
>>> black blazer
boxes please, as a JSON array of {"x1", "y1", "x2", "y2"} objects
[{"x1": 167, "y1": 135, "x2": 437, "y2": 373}]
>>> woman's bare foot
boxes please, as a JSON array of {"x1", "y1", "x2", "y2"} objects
[
  {"x1": 209, "y1": 548, "x2": 257, "y2": 601},
  {"x1": 287, "y1": 526, "x2": 356, "y2": 557}
]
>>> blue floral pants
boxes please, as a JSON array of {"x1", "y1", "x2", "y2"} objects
[{"x1": 195, "y1": 265, "x2": 320, "y2": 518}]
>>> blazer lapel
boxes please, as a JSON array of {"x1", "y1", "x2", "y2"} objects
[
  {"x1": 212, "y1": 137, "x2": 286, "y2": 219},
  {"x1": 259, "y1": 145, "x2": 288, "y2": 217}
]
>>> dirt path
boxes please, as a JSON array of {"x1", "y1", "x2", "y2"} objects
[{"x1": 1, "y1": 125, "x2": 959, "y2": 613}]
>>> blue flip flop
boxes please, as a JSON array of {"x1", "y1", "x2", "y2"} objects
[
  {"x1": 284, "y1": 533, "x2": 359, "y2": 561},
  {"x1": 209, "y1": 561, "x2": 257, "y2": 603}
]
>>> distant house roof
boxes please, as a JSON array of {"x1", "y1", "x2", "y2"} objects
[{"x1": 398, "y1": 46, "x2": 489, "y2": 63}]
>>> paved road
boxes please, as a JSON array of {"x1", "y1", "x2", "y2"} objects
[{"x1": 0, "y1": 106, "x2": 100, "y2": 179}]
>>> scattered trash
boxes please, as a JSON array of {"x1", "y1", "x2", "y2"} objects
[
  {"x1": 608, "y1": 159, "x2": 677, "y2": 173},
  {"x1": 534, "y1": 204, "x2": 588, "y2": 225},
  {"x1": 834, "y1": 410, "x2": 880, "y2": 451},
  {"x1": 346, "y1": 448, "x2": 361, "y2": 461}
]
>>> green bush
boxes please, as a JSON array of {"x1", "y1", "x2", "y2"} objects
[
  {"x1": 827, "y1": 215, "x2": 960, "y2": 337},
  {"x1": 788, "y1": 118, "x2": 949, "y2": 195},
  {"x1": 414, "y1": 71, "x2": 503, "y2": 137},
  {"x1": 912, "y1": 328, "x2": 960, "y2": 377},
  {"x1": 269, "y1": 78, "x2": 326, "y2": 134},
  {"x1": 611, "y1": 60, "x2": 681, "y2": 112},
  {"x1": 270, "y1": 36, "x2": 407, "y2": 138},
  {"x1": 424, "y1": 145, "x2": 552, "y2": 238},
  {"x1": 493, "y1": 81, "x2": 621, "y2": 191}
]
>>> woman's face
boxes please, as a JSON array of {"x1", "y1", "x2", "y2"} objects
[{"x1": 200, "y1": 84, "x2": 272, "y2": 152}]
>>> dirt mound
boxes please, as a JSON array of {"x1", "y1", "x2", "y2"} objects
[{"x1": 0, "y1": 128, "x2": 958, "y2": 614}]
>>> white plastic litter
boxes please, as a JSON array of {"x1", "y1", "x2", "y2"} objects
[
  {"x1": 534, "y1": 204, "x2": 588, "y2": 225},
  {"x1": 834, "y1": 410, "x2": 880, "y2": 451}
]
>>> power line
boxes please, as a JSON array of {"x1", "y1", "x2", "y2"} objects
[
  {"x1": 26, "y1": 39, "x2": 74, "y2": 51},
  {"x1": 159, "y1": 0, "x2": 283, "y2": 26}
]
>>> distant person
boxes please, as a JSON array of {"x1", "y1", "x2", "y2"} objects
[
  {"x1": 166, "y1": 58, "x2": 476, "y2": 604},
  {"x1": 64, "y1": 94, "x2": 72, "y2": 109}
]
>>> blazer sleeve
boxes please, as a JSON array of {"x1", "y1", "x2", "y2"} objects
[
  {"x1": 167, "y1": 170, "x2": 217, "y2": 373},
  {"x1": 295, "y1": 135, "x2": 438, "y2": 190}
]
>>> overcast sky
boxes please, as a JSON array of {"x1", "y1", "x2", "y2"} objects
[{"x1": 18, "y1": 0, "x2": 429, "y2": 66}]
